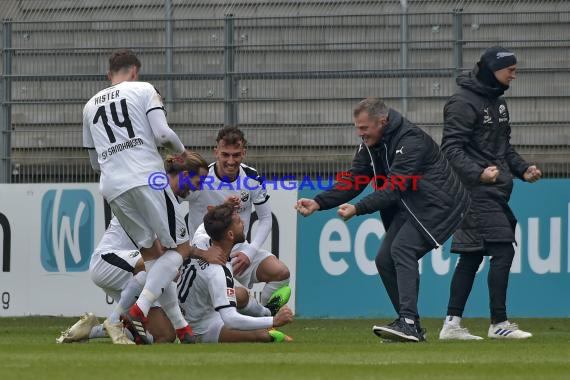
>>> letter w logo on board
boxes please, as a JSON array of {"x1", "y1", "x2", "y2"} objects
[{"x1": 40, "y1": 190, "x2": 94, "y2": 272}]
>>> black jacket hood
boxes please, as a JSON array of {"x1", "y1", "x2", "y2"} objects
[{"x1": 457, "y1": 68, "x2": 506, "y2": 99}]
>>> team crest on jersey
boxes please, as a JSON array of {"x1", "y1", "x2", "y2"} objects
[
  {"x1": 178, "y1": 226, "x2": 187, "y2": 239},
  {"x1": 128, "y1": 250, "x2": 140, "y2": 258},
  {"x1": 240, "y1": 191, "x2": 249, "y2": 203}
]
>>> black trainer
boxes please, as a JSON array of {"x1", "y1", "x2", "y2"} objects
[
  {"x1": 416, "y1": 320, "x2": 427, "y2": 342},
  {"x1": 372, "y1": 317, "x2": 421, "y2": 342}
]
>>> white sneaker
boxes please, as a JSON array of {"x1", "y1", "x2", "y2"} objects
[
  {"x1": 439, "y1": 324, "x2": 483, "y2": 340},
  {"x1": 488, "y1": 321, "x2": 532, "y2": 339},
  {"x1": 103, "y1": 319, "x2": 135, "y2": 345},
  {"x1": 56, "y1": 312, "x2": 99, "y2": 343}
]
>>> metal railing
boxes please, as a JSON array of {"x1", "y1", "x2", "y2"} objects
[{"x1": 1, "y1": 5, "x2": 569, "y2": 182}]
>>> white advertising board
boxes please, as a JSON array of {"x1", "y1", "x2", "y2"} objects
[
  {"x1": 0, "y1": 184, "x2": 108, "y2": 316},
  {"x1": 0, "y1": 184, "x2": 297, "y2": 316},
  {"x1": 247, "y1": 184, "x2": 298, "y2": 313}
]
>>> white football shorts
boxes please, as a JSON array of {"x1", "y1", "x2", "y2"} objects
[
  {"x1": 108, "y1": 185, "x2": 180, "y2": 249},
  {"x1": 232, "y1": 248, "x2": 273, "y2": 289},
  {"x1": 89, "y1": 249, "x2": 141, "y2": 300}
]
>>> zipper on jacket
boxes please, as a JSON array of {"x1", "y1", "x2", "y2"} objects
[{"x1": 382, "y1": 142, "x2": 441, "y2": 248}]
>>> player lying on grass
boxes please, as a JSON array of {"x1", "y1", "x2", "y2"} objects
[{"x1": 178, "y1": 203, "x2": 293, "y2": 343}]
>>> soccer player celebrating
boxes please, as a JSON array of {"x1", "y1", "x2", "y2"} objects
[
  {"x1": 184, "y1": 126, "x2": 290, "y2": 314},
  {"x1": 178, "y1": 203, "x2": 293, "y2": 343},
  {"x1": 57, "y1": 151, "x2": 222, "y2": 344},
  {"x1": 82, "y1": 50, "x2": 222, "y2": 344}
]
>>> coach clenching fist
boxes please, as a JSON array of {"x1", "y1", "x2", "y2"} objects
[
  {"x1": 294, "y1": 97, "x2": 470, "y2": 343},
  {"x1": 294, "y1": 198, "x2": 320, "y2": 216}
]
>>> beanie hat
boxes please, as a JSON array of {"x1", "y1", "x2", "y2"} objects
[{"x1": 479, "y1": 46, "x2": 517, "y2": 72}]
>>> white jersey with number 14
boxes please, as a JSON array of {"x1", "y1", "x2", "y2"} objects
[{"x1": 82, "y1": 81, "x2": 166, "y2": 201}]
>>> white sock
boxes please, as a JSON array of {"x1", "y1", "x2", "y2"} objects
[
  {"x1": 238, "y1": 296, "x2": 272, "y2": 317},
  {"x1": 136, "y1": 250, "x2": 182, "y2": 315},
  {"x1": 260, "y1": 279, "x2": 289, "y2": 305},
  {"x1": 445, "y1": 315, "x2": 461, "y2": 326},
  {"x1": 88, "y1": 324, "x2": 107, "y2": 339},
  {"x1": 109, "y1": 271, "x2": 147, "y2": 323},
  {"x1": 158, "y1": 282, "x2": 188, "y2": 330}
]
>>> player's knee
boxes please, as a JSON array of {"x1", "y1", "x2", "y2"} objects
[
  {"x1": 265, "y1": 261, "x2": 290, "y2": 282},
  {"x1": 257, "y1": 257, "x2": 290, "y2": 282},
  {"x1": 275, "y1": 265, "x2": 290, "y2": 281},
  {"x1": 235, "y1": 287, "x2": 250, "y2": 308}
]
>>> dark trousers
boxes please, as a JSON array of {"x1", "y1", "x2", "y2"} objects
[
  {"x1": 446, "y1": 242, "x2": 515, "y2": 324},
  {"x1": 375, "y1": 212, "x2": 434, "y2": 321}
]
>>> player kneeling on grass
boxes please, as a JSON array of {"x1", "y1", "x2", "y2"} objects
[{"x1": 178, "y1": 203, "x2": 294, "y2": 343}]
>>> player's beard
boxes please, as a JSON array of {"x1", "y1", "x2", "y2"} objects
[{"x1": 234, "y1": 230, "x2": 246, "y2": 244}]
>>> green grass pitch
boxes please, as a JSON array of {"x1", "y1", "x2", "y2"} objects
[{"x1": 1, "y1": 317, "x2": 569, "y2": 379}]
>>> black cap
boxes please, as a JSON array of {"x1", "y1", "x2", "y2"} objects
[{"x1": 479, "y1": 46, "x2": 517, "y2": 72}]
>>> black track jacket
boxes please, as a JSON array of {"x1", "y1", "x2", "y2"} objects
[
  {"x1": 442, "y1": 71, "x2": 529, "y2": 253},
  {"x1": 314, "y1": 108, "x2": 470, "y2": 248}
]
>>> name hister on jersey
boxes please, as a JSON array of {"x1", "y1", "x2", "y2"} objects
[
  {"x1": 82, "y1": 81, "x2": 166, "y2": 202},
  {"x1": 185, "y1": 163, "x2": 270, "y2": 249}
]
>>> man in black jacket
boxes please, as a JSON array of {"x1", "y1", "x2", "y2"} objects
[
  {"x1": 296, "y1": 98, "x2": 469, "y2": 342},
  {"x1": 438, "y1": 46, "x2": 541, "y2": 341}
]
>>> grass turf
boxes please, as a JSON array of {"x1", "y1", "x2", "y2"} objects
[{"x1": 0, "y1": 317, "x2": 569, "y2": 380}]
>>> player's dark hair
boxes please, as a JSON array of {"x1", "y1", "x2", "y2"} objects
[
  {"x1": 164, "y1": 150, "x2": 208, "y2": 175},
  {"x1": 216, "y1": 126, "x2": 247, "y2": 148},
  {"x1": 108, "y1": 49, "x2": 141, "y2": 74},
  {"x1": 203, "y1": 204, "x2": 235, "y2": 242}
]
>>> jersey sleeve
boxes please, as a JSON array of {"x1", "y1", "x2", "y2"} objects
[
  {"x1": 251, "y1": 181, "x2": 270, "y2": 205},
  {"x1": 247, "y1": 200, "x2": 272, "y2": 252},
  {"x1": 242, "y1": 165, "x2": 270, "y2": 205},
  {"x1": 82, "y1": 104, "x2": 95, "y2": 149},
  {"x1": 218, "y1": 307, "x2": 273, "y2": 330},
  {"x1": 144, "y1": 84, "x2": 166, "y2": 116},
  {"x1": 191, "y1": 223, "x2": 212, "y2": 250},
  {"x1": 208, "y1": 265, "x2": 237, "y2": 311}
]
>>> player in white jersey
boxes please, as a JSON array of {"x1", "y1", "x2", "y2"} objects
[
  {"x1": 57, "y1": 151, "x2": 223, "y2": 344},
  {"x1": 178, "y1": 203, "x2": 294, "y2": 343},
  {"x1": 82, "y1": 50, "x2": 222, "y2": 344},
  {"x1": 183, "y1": 126, "x2": 290, "y2": 312}
]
